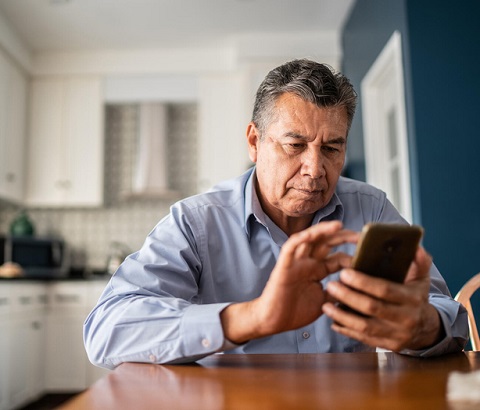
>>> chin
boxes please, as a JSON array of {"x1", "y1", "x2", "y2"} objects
[{"x1": 289, "y1": 202, "x2": 326, "y2": 217}]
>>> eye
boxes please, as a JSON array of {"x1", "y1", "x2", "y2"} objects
[
  {"x1": 322, "y1": 145, "x2": 340, "y2": 154},
  {"x1": 285, "y1": 143, "x2": 306, "y2": 153}
]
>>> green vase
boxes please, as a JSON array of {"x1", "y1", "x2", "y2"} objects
[{"x1": 10, "y1": 210, "x2": 35, "y2": 237}]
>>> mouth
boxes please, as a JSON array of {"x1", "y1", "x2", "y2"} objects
[{"x1": 295, "y1": 188, "x2": 323, "y2": 196}]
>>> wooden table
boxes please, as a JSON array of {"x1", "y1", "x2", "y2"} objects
[{"x1": 58, "y1": 352, "x2": 480, "y2": 410}]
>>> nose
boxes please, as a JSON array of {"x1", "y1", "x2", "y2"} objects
[{"x1": 300, "y1": 149, "x2": 325, "y2": 179}]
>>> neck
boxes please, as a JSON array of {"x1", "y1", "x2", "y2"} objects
[{"x1": 276, "y1": 214, "x2": 315, "y2": 236}]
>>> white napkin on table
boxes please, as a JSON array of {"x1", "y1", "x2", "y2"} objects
[{"x1": 447, "y1": 370, "x2": 480, "y2": 403}]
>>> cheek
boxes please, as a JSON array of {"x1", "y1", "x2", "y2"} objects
[
  {"x1": 257, "y1": 148, "x2": 302, "y2": 187},
  {"x1": 325, "y1": 158, "x2": 344, "y2": 183},
  {"x1": 259, "y1": 160, "x2": 293, "y2": 194}
]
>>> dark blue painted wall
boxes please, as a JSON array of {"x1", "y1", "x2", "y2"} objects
[
  {"x1": 405, "y1": 0, "x2": 480, "y2": 294},
  {"x1": 342, "y1": 0, "x2": 479, "y2": 326}
]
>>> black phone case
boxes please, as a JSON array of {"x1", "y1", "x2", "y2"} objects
[{"x1": 351, "y1": 223, "x2": 423, "y2": 283}]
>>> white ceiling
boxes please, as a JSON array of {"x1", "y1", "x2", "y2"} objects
[{"x1": 0, "y1": 0, "x2": 355, "y2": 53}]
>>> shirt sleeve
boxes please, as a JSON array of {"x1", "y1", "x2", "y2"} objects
[{"x1": 83, "y1": 204, "x2": 234, "y2": 368}]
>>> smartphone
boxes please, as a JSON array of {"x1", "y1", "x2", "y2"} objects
[{"x1": 351, "y1": 223, "x2": 424, "y2": 283}]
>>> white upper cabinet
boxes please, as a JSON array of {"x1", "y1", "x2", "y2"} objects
[
  {"x1": 0, "y1": 50, "x2": 28, "y2": 203},
  {"x1": 25, "y1": 76, "x2": 104, "y2": 207}
]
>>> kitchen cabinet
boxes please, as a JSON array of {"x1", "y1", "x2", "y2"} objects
[
  {"x1": 197, "y1": 74, "x2": 250, "y2": 192},
  {"x1": 4, "y1": 283, "x2": 47, "y2": 410},
  {"x1": 25, "y1": 76, "x2": 104, "y2": 207},
  {"x1": 0, "y1": 285, "x2": 12, "y2": 410},
  {"x1": 45, "y1": 281, "x2": 90, "y2": 391},
  {"x1": 0, "y1": 50, "x2": 28, "y2": 203},
  {"x1": 0, "y1": 280, "x2": 109, "y2": 410},
  {"x1": 85, "y1": 281, "x2": 111, "y2": 385},
  {"x1": 44, "y1": 280, "x2": 110, "y2": 392}
]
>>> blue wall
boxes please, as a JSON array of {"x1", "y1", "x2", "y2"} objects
[{"x1": 342, "y1": 0, "x2": 479, "y2": 321}]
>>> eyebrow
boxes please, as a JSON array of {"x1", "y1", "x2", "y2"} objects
[{"x1": 282, "y1": 132, "x2": 347, "y2": 145}]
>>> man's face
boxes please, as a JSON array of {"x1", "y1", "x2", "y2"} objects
[{"x1": 247, "y1": 93, "x2": 348, "y2": 234}]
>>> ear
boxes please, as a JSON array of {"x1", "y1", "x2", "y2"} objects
[{"x1": 246, "y1": 122, "x2": 260, "y2": 163}]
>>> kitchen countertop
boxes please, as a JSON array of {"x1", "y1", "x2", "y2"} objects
[{"x1": 0, "y1": 273, "x2": 111, "y2": 282}]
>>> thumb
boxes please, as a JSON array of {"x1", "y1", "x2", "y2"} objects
[{"x1": 405, "y1": 246, "x2": 432, "y2": 282}]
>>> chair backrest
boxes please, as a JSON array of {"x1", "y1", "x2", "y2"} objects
[{"x1": 454, "y1": 273, "x2": 480, "y2": 351}]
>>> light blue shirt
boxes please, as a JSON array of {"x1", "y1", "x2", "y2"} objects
[{"x1": 84, "y1": 168, "x2": 468, "y2": 368}]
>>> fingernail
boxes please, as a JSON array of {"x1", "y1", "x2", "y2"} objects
[
  {"x1": 340, "y1": 269, "x2": 352, "y2": 281},
  {"x1": 322, "y1": 303, "x2": 334, "y2": 315},
  {"x1": 327, "y1": 281, "x2": 339, "y2": 294}
]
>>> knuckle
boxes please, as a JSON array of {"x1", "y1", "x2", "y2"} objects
[
  {"x1": 376, "y1": 282, "x2": 393, "y2": 299},
  {"x1": 366, "y1": 299, "x2": 382, "y2": 316},
  {"x1": 391, "y1": 340, "x2": 407, "y2": 351},
  {"x1": 356, "y1": 319, "x2": 371, "y2": 334},
  {"x1": 361, "y1": 296, "x2": 386, "y2": 317},
  {"x1": 412, "y1": 293, "x2": 425, "y2": 307},
  {"x1": 388, "y1": 333, "x2": 410, "y2": 351}
]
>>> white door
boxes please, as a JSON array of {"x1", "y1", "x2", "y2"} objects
[{"x1": 361, "y1": 31, "x2": 413, "y2": 222}]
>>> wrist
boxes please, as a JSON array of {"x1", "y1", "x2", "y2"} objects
[
  {"x1": 409, "y1": 304, "x2": 444, "y2": 350},
  {"x1": 220, "y1": 300, "x2": 263, "y2": 344}
]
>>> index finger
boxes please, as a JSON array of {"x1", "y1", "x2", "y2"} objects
[
  {"x1": 294, "y1": 224, "x2": 359, "y2": 262},
  {"x1": 281, "y1": 221, "x2": 352, "y2": 266}
]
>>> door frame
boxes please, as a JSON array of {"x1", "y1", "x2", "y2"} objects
[{"x1": 361, "y1": 30, "x2": 412, "y2": 222}]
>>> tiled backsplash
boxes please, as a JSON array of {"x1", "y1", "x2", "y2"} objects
[{"x1": 0, "y1": 103, "x2": 198, "y2": 271}]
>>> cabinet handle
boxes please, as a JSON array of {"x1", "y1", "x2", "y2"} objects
[
  {"x1": 19, "y1": 296, "x2": 33, "y2": 305},
  {"x1": 55, "y1": 180, "x2": 71, "y2": 189},
  {"x1": 38, "y1": 294, "x2": 48, "y2": 304},
  {"x1": 0, "y1": 297, "x2": 9, "y2": 306},
  {"x1": 55, "y1": 294, "x2": 80, "y2": 303},
  {"x1": 32, "y1": 321, "x2": 42, "y2": 330},
  {"x1": 6, "y1": 172, "x2": 16, "y2": 182}
]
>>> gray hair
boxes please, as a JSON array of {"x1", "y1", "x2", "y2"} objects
[{"x1": 252, "y1": 59, "x2": 357, "y2": 138}]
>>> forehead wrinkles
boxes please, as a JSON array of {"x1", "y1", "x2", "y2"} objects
[{"x1": 262, "y1": 94, "x2": 348, "y2": 141}]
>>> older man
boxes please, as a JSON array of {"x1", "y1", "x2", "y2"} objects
[{"x1": 84, "y1": 59, "x2": 467, "y2": 368}]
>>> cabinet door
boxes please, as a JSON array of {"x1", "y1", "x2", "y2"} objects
[
  {"x1": 26, "y1": 79, "x2": 64, "y2": 205},
  {"x1": 0, "y1": 51, "x2": 27, "y2": 203},
  {"x1": 28, "y1": 290, "x2": 48, "y2": 400},
  {"x1": 197, "y1": 74, "x2": 249, "y2": 192},
  {"x1": 45, "y1": 313, "x2": 89, "y2": 391},
  {"x1": 8, "y1": 313, "x2": 31, "y2": 408},
  {"x1": 0, "y1": 320, "x2": 9, "y2": 410},
  {"x1": 25, "y1": 76, "x2": 104, "y2": 207},
  {"x1": 0, "y1": 51, "x2": 9, "y2": 200},
  {"x1": 86, "y1": 281, "x2": 110, "y2": 385},
  {"x1": 0, "y1": 286, "x2": 12, "y2": 410},
  {"x1": 45, "y1": 282, "x2": 89, "y2": 391},
  {"x1": 63, "y1": 78, "x2": 104, "y2": 206},
  {"x1": 8, "y1": 284, "x2": 47, "y2": 409}
]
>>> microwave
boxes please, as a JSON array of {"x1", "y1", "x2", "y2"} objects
[{"x1": 0, "y1": 235, "x2": 69, "y2": 278}]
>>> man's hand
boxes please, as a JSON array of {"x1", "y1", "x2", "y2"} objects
[
  {"x1": 220, "y1": 221, "x2": 358, "y2": 344},
  {"x1": 322, "y1": 246, "x2": 443, "y2": 351}
]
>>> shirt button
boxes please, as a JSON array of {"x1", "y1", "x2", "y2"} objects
[
  {"x1": 302, "y1": 332, "x2": 310, "y2": 339},
  {"x1": 149, "y1": 354, "x2": 156, "y2": 362},
  {"x1": 202, "y1": 338, "x2": 211, "y2": 348}
]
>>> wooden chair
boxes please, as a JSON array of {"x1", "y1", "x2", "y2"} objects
[{"x1": 455, "y1": 273, "x2": 480, "y2": 351}]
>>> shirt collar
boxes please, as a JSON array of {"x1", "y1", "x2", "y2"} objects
[{"x1": 243, "y1": 168, "x2": 258, "y2": 240}]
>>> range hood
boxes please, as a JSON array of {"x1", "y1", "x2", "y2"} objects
[{"x1": 126, "y1": 103, "x2": 179, "y2": 199}]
